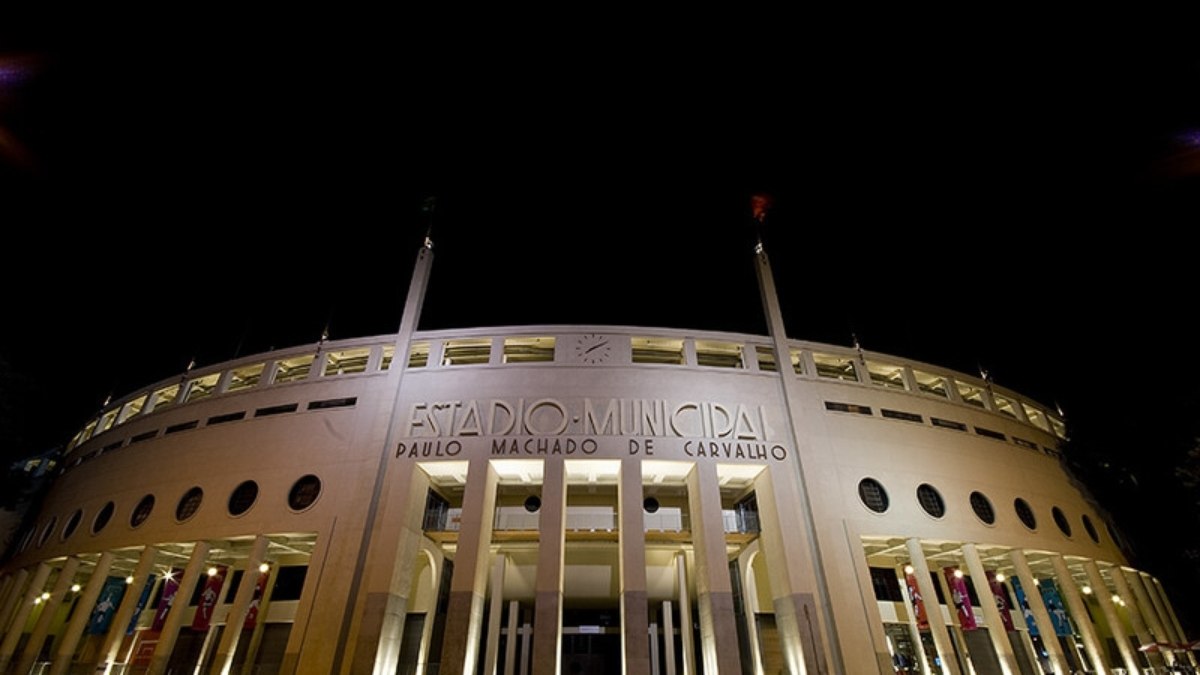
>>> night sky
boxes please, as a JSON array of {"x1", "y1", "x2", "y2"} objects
[{"x1": 2, "y1": 15, "x2": 1199, "y2": 626}]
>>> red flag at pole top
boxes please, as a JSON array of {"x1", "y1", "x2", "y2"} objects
[{"x1": 751, "y1": 193, "x2": 773, "y2": 223}]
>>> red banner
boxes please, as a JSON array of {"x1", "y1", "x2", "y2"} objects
[
  {"x1": 151, "y1": 569, "x2": 183, "y2": 631},
  {"x1": 904, "y1": 571, "x2": 930, "y2": 629},
  {"x1": 192, "y1": 565, "x2": 228, "y2": 630},
  {"x1": 985, "y1": 570, "x2": 1016, "y2": 631},
  {"x1": 244, "y1": 569, "x2": 270, "y2": 630},
  {"x1": 944, "y1": 567, "x2": 978, "y2": 630}
]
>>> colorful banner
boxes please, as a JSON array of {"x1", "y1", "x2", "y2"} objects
[
  {"x1": 1038, "y1": 579, "x2": 1073, "y2": 637},
  {"x1": 192, "y1": 565, "x2": 228, "y2": 630},
  {"x1": 943, "y1": 567, "x2": 977, "y2": 630},
  {"x1": 87, "y1": 576, "x2": 128, "y2": 635},
  {"x1": 985, "y1": 570, "x2": 1016, "y2": 632},
  {"x1": 126, "y1": 574, "x2": 156, "y2": 635},
  {"x1": 1010, "y1": 577, "x2": 1039, "y2": 636},
  {"x1": 151, "y1": 570, "x2": 182, "y2": 631},
  {"x1": 903, "y1": 571, "x2": 930, "y2": 629},
  {"x1": 244, "y1": 569, "x2": 271, "y2": 630}
]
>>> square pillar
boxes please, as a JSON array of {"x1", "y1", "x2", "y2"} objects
[
  {"x1": 440, "y1": 457, "x2": 499, "y2": 675},
  {"x1": 1108, "y1": 565, "x2": 1163, "y2": 670},
  {"x1": 961, "y1": 543, "x2": 1020, "y2": 675},
  {"x1": 0, "y1": 568, "x2": 30, "y2": 642},
  {"x1": 906, "y1": 539, "x2": 962, "y2": 675},
  {"x1": 531, "y1": 458, "x2": 566, "y2": 675},
  {"x1": 1047, "y1": 554, "x2": 1108, "y2": 675},
  {"x1": 210, "y1": 535, "x2": 270, "y2": 674},
  {"x1": 484, "y1": 555, "x2": 507, "y2": 675},
  {"x1": 619, "y1": 458, "x2": 651, "y2": 675},
  {"x1": 685, "y1": 462, "x2": 742, "y2": 674},
  {"x1": 16, "y1": 556, "x2": 82, "y2": 675},
  {"x1": 0, "y1": 562, "x2": 52, "y2": 671},
  {"x1": 49, "y1": 551, "x2": 116, "y2": 675},
  {"x1": 147, "y1": 541, "x2": 212, "y2": 675},
  {"x1": 97, "y1": 545, "x2": 158, "y2": 672},
  {"x1": 1082, "y1": 560, "x2": 1141, "y2": 674},
  {"x1": 1008, "y1": 549, "x2": 1070, "y2": 675}
]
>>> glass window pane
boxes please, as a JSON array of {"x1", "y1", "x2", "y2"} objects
[
  {"x1": 79, "y1": 419, "x2": 99, "y2": 443},
  {"x1": 865, "y1": 361, "x2": 906, "y2": 390},
  {"x1": 695, "y1": 341, "x2": 743, "y2": 368},
  {"x1": 118, "y1": 395, "x2": 148, "y2": 424},
  {"x1": 323, "y1": 349, "x2": 370, "y2": 376},
  {"x1": 755, "y1": 346, "x2": 777, "y2": 372},
  {"x1": 407, "y1": 342, "x2": 429, "y2": 368},
  {"x1": 1048, "y1": 416, "x2": 1067, "y2": 439},
  {"x1": 273, "y1": 355, "x2": 315, "y2": 384},
  {"x1": 503, "y1": 337, "x2": 556, "y2": 364},
  {"x1": 812, "y1": 353, "x2": 857, "y2": 381},
  {"x1": 185, "y1": 373, "x2": 221, "y2": 402},
  {"x1": 631, "y1": 337, "x2": 684, "y2": 365},
  {"x1": 442, "y1": 339, "x2": 491, "y2": 366},
  {"x1": 150, "y1": 384, "x2": 181, "y2": 412},
  {"x1": 381, "y1": 345, "x2": 396, "y2": 371},
  {"x1": 992, "y1": 394, "x2": 1017, "y2": 418},
  {"x1": 913, "y1": 371, "x2": 949, "y2": 398},
  {"x1": 956, "y1": 381, "x2": 986, "y2": 408},
  {"x1": 1022, "y1": 403, "x2": 1051, "y2": 431},
  {"x1": 97, "y1": 408, "x2": 121, "y2": 433},
  {"x1": 227, "y1": 363, "x2": 266, "y2": 393}
]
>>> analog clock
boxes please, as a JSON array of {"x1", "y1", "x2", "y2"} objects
[{"x1": 573, "y1": 334, "x2": 612, "y2": 364}]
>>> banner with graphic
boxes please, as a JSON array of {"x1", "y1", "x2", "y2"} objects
[
  {"x1": 192, "y1": 565, "x2": 228, "y2": 630},
  {"x1": 1038, "y1": 579, "x2": 1074, "y2": 637},
  {"x1": 943, "y1": 568, "x2": 977, "y2": 630},
  {"x1": 985, "y1": 570, "x2": 1016, "y2": 631},
  {"x1": 1010, "y1": 577, "x2": 1039, "y2": 636},
  {"x1": 126, "y1": 574, "x2": 156, "y2": 635},
  {"x1": 904, "y1": 571, "x2": 930, "y2": 629},
  {"x1": 151, "y1": 570, "x2": 182, "y2": 631},
  {"x1": 244, "y1": 569, "x2": 271, "y2": 630},
  {"x1": 86, "y1": 576, "x2": 128, "y2": 635}
]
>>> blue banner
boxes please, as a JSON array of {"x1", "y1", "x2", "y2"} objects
[
  {"x1": 86, "y1": 576, "x2": 128, "y2": 635},
  {"x1": 1010, "y1": 577, "x2": 1039, "y2": 636},
  {"x1": 125, "y1": 574, "x2": 157, "y2": 636},
  {"x1": 1038, "y1": 579, "x2": 1074, "y2": 637}
]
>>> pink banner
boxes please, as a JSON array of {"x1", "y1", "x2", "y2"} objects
[
  {"x1": 904, "y1": 571, "x2": 930, "y2": 629},
  {"x1": 151, "y1": 569, "x2": 183, "y2": 631},
  {"x1": 985, "y1": 570, "x2": 1016, "y2": 631},
  {"x1": 244, "y1": 569, "x2": 270, "y2": 630},
  {"x1": 944, "y1": 567, "x2": 977, "y2": 630},
  {"x1": 192, "y1": 565, "x2": 228, "y2": 630}
]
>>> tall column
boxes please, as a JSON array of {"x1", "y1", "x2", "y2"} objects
[
  {"x1": 1140, "y1": 574, "x2": 1184, "y2": 666},
  {"x1": 895, "y1": 566, "x2": 932, "y2": 675},
  {"x1": 685, "y1": 462, "x2": 742, "y2": 674},
  {"x1": 1147, "y1": 577, "x2": 1198, "y2": 667},
  {"x1": 239, "y1": 563, "x2": 276, "y2": 675},
  {"x1": 676, "y1": 554, "x2": 695, "y2": 675},
  {"x1": 1082, "y1": 560, "x2": 1140, "y2": 675},
  {"x1": 1124, "y1": 569, "x2": 1175, "y2": 665},
  {"x1": 933, "y1": 565, "x2": 969, "y2": 673},
  {"x1": 16, "y1": 557, "x2": 82, "y2": 675},
  {"x1": 484, "y1": 555, "x2": 507, "y2": 675},
  {"x1": 906, "y1": 539, "x2": 961, "y2": 675},
  {"x1": 0, "y1": 575, "x2": 16, "y2": 626},
  {"x1": 1047, "y1": 555, "x2": 1107, "y2": 675},
  {"x1": 619, "y1": 458, "x2": 651, "y2": 675},
  {"x1": 0, "y1": 568, "x2": 30, "y2": 640},
  {"x1": 1108, "y1": 565, "x2": 1162, "y2": 670},
  {"x1": 662, "y1": 601, "x2": 676, "y2": 675},
  {"x1": 504, "y1": 600, "x2": 519, "y2": 675},
  {"x1": 97, "y1": 545, "x2": 158, "y2": 673},
  {"x1": 961, "y1": 544, "x2": 1019, "y2": 675},
  {"x1": 0, "y1": 562, "x2": 51, "y2": 671},
  {"x1": 531, "y1": 458, "x2": 566, "y2": 675},
  {"x1": 1008, "y1": 550, "x2": 1070, "y2": 675},
  {"x1": 147, "y1": 541, "x2": 212, "y2": 675},
  {"x1": 439, "y1": 458, "x2": 499, "y2": 675},
  {"x1": 49, "y1": 552, "x2": 115, "y2": 675},
  {"x1": 210, "y1": 535, "x2": 269, "y2": 674}
]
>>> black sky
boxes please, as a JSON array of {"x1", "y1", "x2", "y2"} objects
[{"x1": 2, "y1": 12, "x2": 1198, "y2": 623}]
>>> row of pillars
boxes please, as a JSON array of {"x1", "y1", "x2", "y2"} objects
[
  {"x1": 0, "y1": 535, "x2": 272, "y2": 675},
  {"x1": 416, "y1": 457, "x2": 752, "y2": 675},
  {"x1": 902, "y1": 537, "x2": 1194, "y2": 675}
]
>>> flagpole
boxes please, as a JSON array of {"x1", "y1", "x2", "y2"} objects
[{"x1": 751, "y1": 195, "x2": 845, "y2": 674}]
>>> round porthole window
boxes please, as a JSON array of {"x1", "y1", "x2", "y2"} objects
[
  {"x1": 288, "y1": 475, "x2": 322, "y2": 512},
  {"x1": 176, "y1": 487, "x2": 204, "y2": 522},
  {"x1": 643, "y1": 497, "x2": 660, "y2": 513},
  {"x1": 228, "y1": 481, "x2": 259, "y2": 517},
  {"x1": 1014, "y1": 498, "x2": 1037, "y2": 530},
  {"x1": 1082, "y1": 514, "x2": 1100, "y2": 543},
  {"x1": 858, "y1": 478, "x2": 889, "y2": 513},
  {"x1": 969, "y1": 491, "x2": 995, "y2": 525},
  {"x1": 92, "y1": 501, "x2": 115, "y2": 534},
  {"x1": 130, "y1": 495, "x2": 155, "y2": 528},
  {"x1": 916, "y1": 484, "x2": 945, "y2": 518},
  {"x1": 524, "y1": 495, "x2": 542, "y2": 513},
  {"x1": 38, "y1": 517, "x2": 57, "y2": 548},
  {"x1": 62, "y1": 509, "x2": 83, "y2": 541},
  {"x1": 1052, "y1": 507, "x2": 1072, "y2": 537}
]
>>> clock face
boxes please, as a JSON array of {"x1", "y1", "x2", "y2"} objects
[{"x1": 573, "y1": 333, "x2": 612, "y2": 364}]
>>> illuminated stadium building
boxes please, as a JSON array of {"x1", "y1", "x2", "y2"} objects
[{"x1": 0, "y1": 238, "x2": 1193, "y2": 675}]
